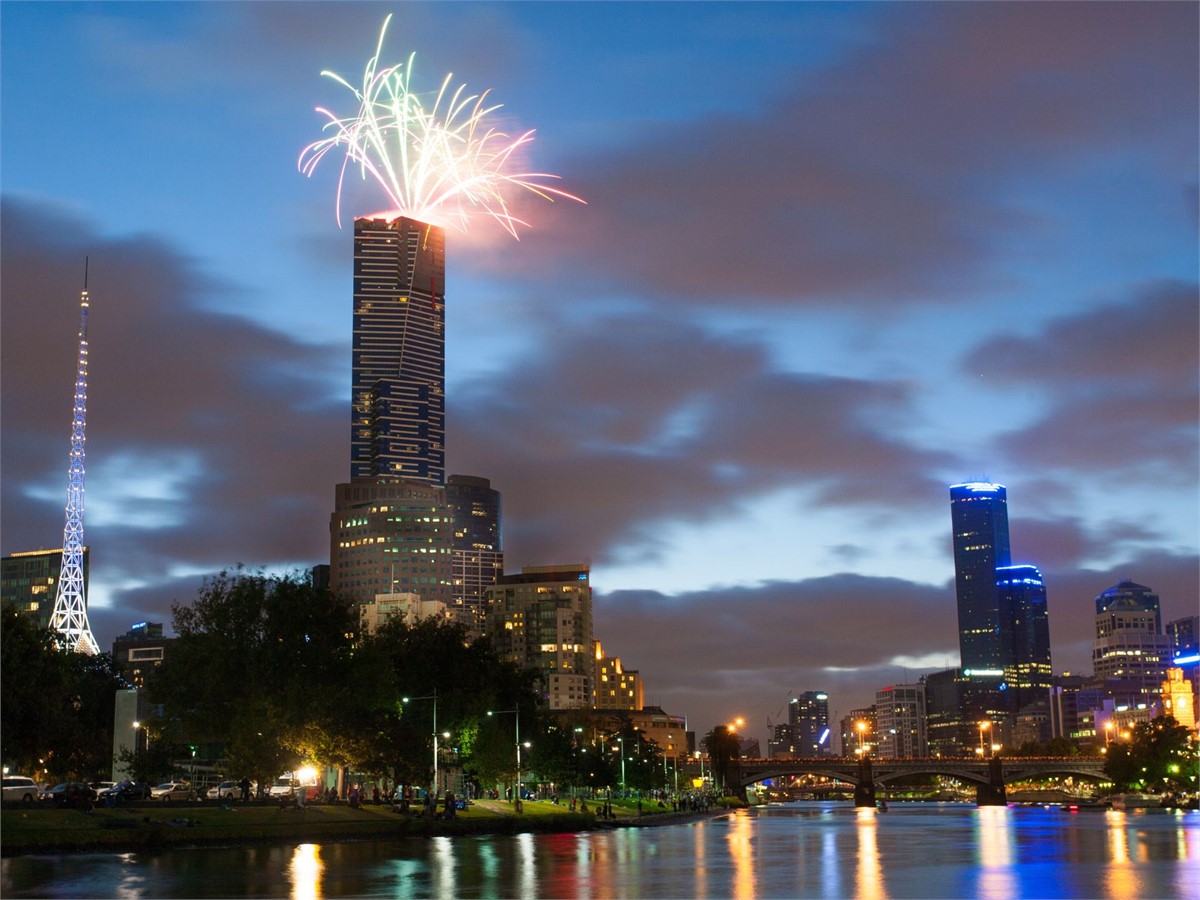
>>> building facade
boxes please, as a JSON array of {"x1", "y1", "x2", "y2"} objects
[
  {"x1": 328, "y1": 478, "x2": 454, "y2": 609},
  {"x1": 874, "y1": 684, "x2": 928, "y2": 758},
  {"x1": 949, "y1": 482, "x2": 1013, "y2": 672},
  {"x1": 789, "y1": 691, "x2": 832, "y2": 757},
  {"x1": 2, "y1": 548, "x2": 86, "y2": 630},
  {"x1": 487, "y1": 565, "x2": 594, "y2": 710},
  {"x1": 351, "y1": 216, "x2": 446, "y2": 484},
  {"x1": 592, "y1": 640, "x2": 645, "y2": 711},
  {"x1": 112, "y1": 621, "x2": 174, "y2": 688},
  {"x1": 1092, "y1": 580, "x2": 1171, "y2": 698},
  {"x1": 996, "y1": 564, "x2": 1053, "y2": 712},
  {"x1": 445, "y1": 474, "x2": 504, "y2": 628}
]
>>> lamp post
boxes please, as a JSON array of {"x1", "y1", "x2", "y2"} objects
[
  {"x1": 403, "y1": 689, "x2": 438, "y2": 799},
  {"x1": 856, "y1": 721, "x2": 868, "y2": 757},
  {"x1": 978, "y1": 721, "x2": 991, "y2": 758},
  {"x1": 488, "y1": 708, "x2": 521, "y2": 805}
]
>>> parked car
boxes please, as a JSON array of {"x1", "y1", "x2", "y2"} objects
[
  {"x1": 99, "y1": 781, "x2": 152, "y2": 805},
  {"x1": 206, "y1": 781, "x2": 240, "y2": 801},
  {"x1": 90, "y1": 781, "x2": 116, "y2": 794},
  {"x1": 269, "y1": 777, "x2": 320, "y2": 801},
  {"x1": 150, "y1": 782, "x2": 193, "y2": 802},
  {"x1": 1, "y1": 776, "x2": 42, "y2": 804},
  {"x1": 43, "y1": 782, "x2": 97, "y2": 808}
]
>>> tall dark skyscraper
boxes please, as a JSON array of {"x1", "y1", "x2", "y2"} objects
[
  {"x1": 445, "y1": 474, "x2": 504, "y2": 626},
  {"x1": 351, "y1": 216, "x2": 445, "y2": 484},
  {"x1": 996, "y1": 564, "x2": 1052, "y2": 711},
  {"x1": 789, "y1": 691, "x2": 831, "y2": 757},
  {"x1": 949, "y1": 482, "x2": 1012, "y2": 671}
]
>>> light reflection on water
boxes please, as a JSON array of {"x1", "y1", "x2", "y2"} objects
[{"x1": 2, "y1": 803, "x2": 1197, "y2": 899}]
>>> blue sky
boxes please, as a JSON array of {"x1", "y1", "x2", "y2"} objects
[{"x1": 3, "y1": 2, "x2": 1197, "y2": 744}]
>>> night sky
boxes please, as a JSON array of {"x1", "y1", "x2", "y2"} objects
[{"x1": 2, "y1": 2, "x2": 1196, "y2": 748}]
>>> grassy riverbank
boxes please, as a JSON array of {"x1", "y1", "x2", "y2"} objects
[{"x1": 0, "y1": 798, "x2": 723, "y2": 856}]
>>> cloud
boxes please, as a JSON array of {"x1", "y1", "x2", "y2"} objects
[
  {"x1": 0, "y1": 196, "x2": 345, "y2": 633},
  {"x1": 965, "y1": 280, "x2": 1199, "y2": 477},
  {"x1": 446, "y1": 311, "x2": 953, "y2": 571},
  {"x1": 517, "y1": 2, "x2": 1197, "y2": 310}
]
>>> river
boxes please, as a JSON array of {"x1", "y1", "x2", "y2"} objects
[{"x1": 2, "y1": 802, "x2": 1197, "y2": 898}]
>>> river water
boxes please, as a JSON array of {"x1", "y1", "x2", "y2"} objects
[{"x1": 3, "y1": 802, "x2": 1197, "y2": 898}]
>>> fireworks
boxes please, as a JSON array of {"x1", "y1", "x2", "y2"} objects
[{"x1": 299, "y1": 15, "x2": 582, "y2": 235}]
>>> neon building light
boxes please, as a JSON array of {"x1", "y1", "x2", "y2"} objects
[{"x1": 48, "y1": 262, "x2": 100, "y2": 655}]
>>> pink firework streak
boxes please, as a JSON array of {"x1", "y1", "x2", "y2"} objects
[{"x1": 299, "y1": 15, "x2": 583, "y2": 236}]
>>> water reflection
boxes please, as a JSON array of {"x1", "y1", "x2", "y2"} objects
[
  {"x1": 289, "y1": 843, "x2": 323, "y2": 900},
  {"x1": 726, "y1": 811, "x2": 757, "y2": 900},
  {"x1": 822, "y1": 825, "x2": 841, "y2": 898},
  {"x1": 854, "y1": 807, "x2": 885, "y2": 900},
  {"x1": 975, "y1": 806, "x2": 1015, "y2": 900}
]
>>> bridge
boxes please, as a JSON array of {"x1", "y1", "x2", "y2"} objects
[{"x1": 728, "y1": 756, "x2": 1108, "y2": 806}]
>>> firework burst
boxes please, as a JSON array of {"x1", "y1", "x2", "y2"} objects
[{"x1": 299, "y1": 15, "x2": 582, "y2": 235}]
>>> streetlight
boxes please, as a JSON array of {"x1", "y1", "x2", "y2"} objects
[
  {"x1": 978, "y1": 721, "x2": 992, "y2": 758},
  {"x1": 402, "y1": 689, "x2": 438, "y2": 799},
  {"x1": 612, "y1": 736, "x2": 626, "y2": 796},
  {"x1": 488, "y1": 708, "x2": 522, "y2": 806},
  {"x1": 856, "y1": 721, "x2": 868, "y2": 757}
]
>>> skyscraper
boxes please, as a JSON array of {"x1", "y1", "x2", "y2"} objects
[
  {"x1": 445, "y1": 474, "x2": 504, "y2": 627},
  {"x1": 996, "y1": 564, "x2": 1053, "y2": 712},
  {"x1": 1092, "y1": 579, "x2": 1171, "y2": 699},
  {"x1": 351, "y1": 216, "x2": 445, "y2": 484},
  {"x1": 789, "y1": 691, "x2": 831, "y2": 757},
  {"x1": 949, "y1": 482, "x2": 1012, "y2": 672}
]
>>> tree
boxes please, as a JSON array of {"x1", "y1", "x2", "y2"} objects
[
  {"x1": 1104, "y1": 715, "x2": 1197, "y2": 794},
  {"x1": 150, "y1": 567, "x2": 359, "y2": 786},
  {"x1": 1, "y1": 605, "x2": 124, "y2": 780},
  {"x1": 702, "y1": 724, "x2": 742, "y2": 792}
]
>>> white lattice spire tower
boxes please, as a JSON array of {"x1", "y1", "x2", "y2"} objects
[{"x1": 49, "y1": 261, "x2": 100, "y2": 655}]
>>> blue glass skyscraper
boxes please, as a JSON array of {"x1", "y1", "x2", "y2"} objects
[{"x1": 949, "y1": 482, "x2": 1012, "y2": 672}]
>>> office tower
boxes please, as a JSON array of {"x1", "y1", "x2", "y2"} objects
[
  {"x1": 949, "y1": 482, "x2": 1012, "y2": 672},
  {"x1": 996, "y1": 565, "x2": 1053, "y2": 712},
  {"x1": 840, "y1": 707, "x2": 876, "y2": 757},
  {"x1": 486, "y1": 565, "x2": 594, "y2": 710},
  {"x1": 351, "y1": 216, "x2": 445, "y2": 484},
  {"x1": 592, "y1": 640, "x2": 645, "y2": 711},
  {"x1": 445, "y1": 474, "x2": 504, "y2": 627},
  {"x1": 328, "y1": 478, "x2": 454, "y2": 608},
  {"x1": 789, "y1": 691, "x2": 832, "y2": 757},
  {"x1": 1166, "y1": 615, "x2": 1199, "y2": 659},
  {"x1": 1092, "y1": 579, "x2": 1171, "y2": 699},
  {"x1": 767, "y1": 723, "x2": 795, "y2": 758},
  {"x1": 1, "y1": 548, "x2": 87, "y2": 629},
  {"x1": 874, "y1": 684, "x2": 928, "y2": 758},
  {"x1": 922, "y1": 667, "x2": 1010, "y2": 756},
  {"x1": 49, "y1": 273, "x2": 99, "y2": 654}
]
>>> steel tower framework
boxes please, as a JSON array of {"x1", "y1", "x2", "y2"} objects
[{"x1": 49, "y1": 267, "x2": 100, "y2": 655}]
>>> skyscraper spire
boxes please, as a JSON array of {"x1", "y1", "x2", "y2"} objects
[{"x1": 49, "y1": 260, "x2": 100, "y2": 655}]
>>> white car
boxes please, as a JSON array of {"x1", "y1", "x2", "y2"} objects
[
  {"x1": 1, "y1": 776, "x2": 42, "y2": 804},
  {"x1": 206, "y1": 781, "x2": 241, "y2": 800},
  {"x1": 150, "y1": 782, "x2": 193, "y2": 802}
]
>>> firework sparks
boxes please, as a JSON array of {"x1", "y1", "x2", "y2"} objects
[{"x1": 299, "y1": 15, "x2": 583, "y2": 235}]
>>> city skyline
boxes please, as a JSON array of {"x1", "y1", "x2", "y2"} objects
[{"x1": 2, "y1": 3, "x2": 1197, "y2": 745}]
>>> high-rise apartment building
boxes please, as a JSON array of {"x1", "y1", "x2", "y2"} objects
[
  {"x1": 1, "y1": 548, "x2": 86, "y2": 629},
  {"x1": 1092, "y1": 580, "x2": 1171, "y2": 699},
  {"x1": 486, "y1": 565, "x2": 594, "y2": 710},
  {"x1": 950, "y1": 482, "x2": 1012, "y2": 671},
  {"x1": 996, "y1": 565, "x2": 1052, "y2": 712},
  {"x1": 789, "y1": 691, "x2": 832, "y2": 757},
  {"x1": 874, "y1": 684, "x2": 928, "y2": 758},
  {"x1": 445, "y1": 474, "x2": 504, "y2": 627},
  {"x1": 351, "y1": 216, "x2": 445, "y2": 484},
  {"x1": 1166, "y1": 615, "x2": 1199, "y2": 659},
  {"x1": 328, "y1": 478, "x2": 454, "y2": 608}
]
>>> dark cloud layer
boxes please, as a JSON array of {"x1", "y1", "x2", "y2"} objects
[
  {"x1": 1, "y1": 197, "x2": 344, "y2": 608},
  {"x1": 522, "y1": 2, "x2": 1198, "y2": 308}
]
